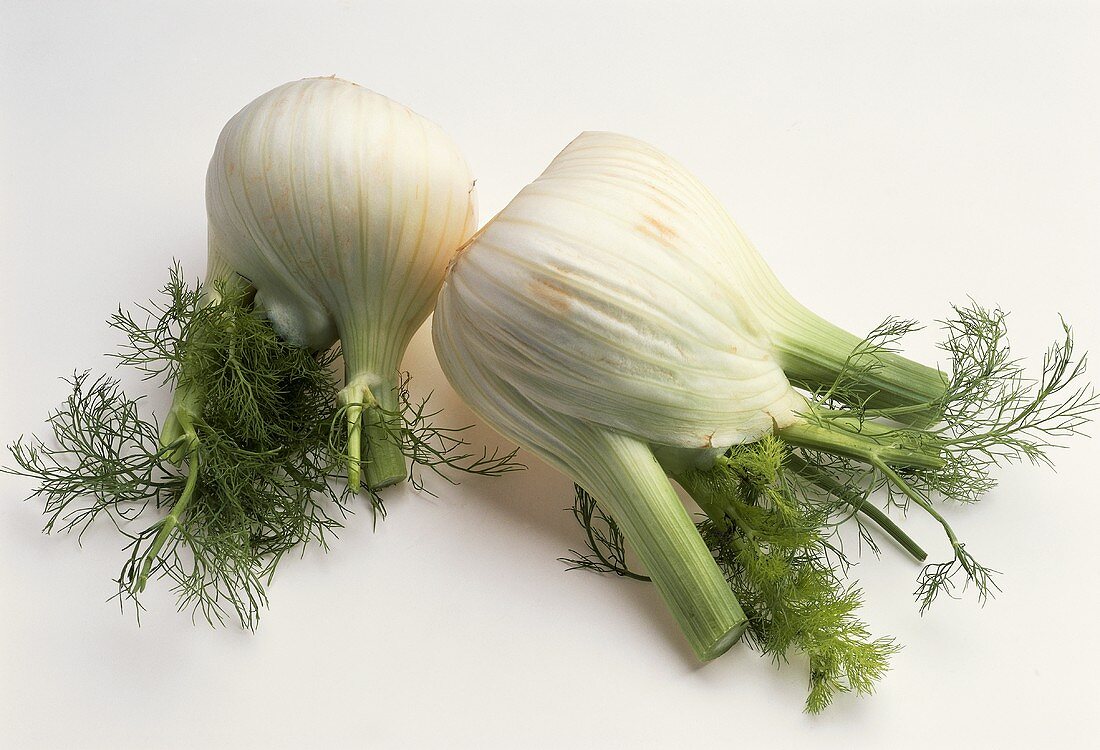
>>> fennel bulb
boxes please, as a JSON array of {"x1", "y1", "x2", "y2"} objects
[
  {"x1": 193, "y1": 76, "x2": 479, "y2": 491},
  {"x1": 434, "y1": 131, "x2": 1096, "y2": 709},
  {"x1": 7, "y1": 78, "x2": 518, "y2": 626}
]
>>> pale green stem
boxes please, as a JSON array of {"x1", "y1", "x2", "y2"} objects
[
  {"x1": 572, "y1": 430, "x2": 748, "y2": 661},
  {"x1": 345, "y1": 401, "x2": 363, "y2": 492},
  {"x1": 768, "y1": 305, "x2": 948, "y2": 428},
  {"x1": 158, "y1": 272, "x2": 252, "y2": 461},
  {"x1": 138, "y1": 421, "x2": 200, "y2": 591},
  {"x1": 779, "y1": 409, "x2": 946, "y2": 471},
  {"x1": 785, "y1": 453, "x2": 928, "y2": 562}
]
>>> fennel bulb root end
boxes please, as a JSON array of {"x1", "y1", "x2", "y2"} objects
[{"x1": 340, "y1": 375, "x2": 407, "y2": 492}]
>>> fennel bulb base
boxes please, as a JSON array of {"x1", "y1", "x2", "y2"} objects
[{"x1": 340, "y1": 375, "x2": 407, "y2": 493}]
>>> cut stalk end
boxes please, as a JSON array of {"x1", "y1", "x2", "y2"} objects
[
  {"x1": 700, "y1": 617, "x2": 749, "y2": 661},
  {"x1": 363, "y1": 405, "x2": 406, "y2": 489},
  {"x1": 340, "y1": 375, "x2": 406, "y2": 493}
]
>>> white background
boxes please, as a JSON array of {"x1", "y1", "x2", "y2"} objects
[{"x1": 2, "y1": 1, "x2": 1098, "y2": 747}]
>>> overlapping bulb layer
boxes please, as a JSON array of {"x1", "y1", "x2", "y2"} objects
[{"x1": 437, "y1": 131, "x2": 804, "y2": 458}]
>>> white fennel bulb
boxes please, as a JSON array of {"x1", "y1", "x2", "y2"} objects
[
  {"x1": 435, "y1": 128, "x2": 1096, "y2": 686},
  {"x1": 433, "y1": 132, "x2": 951, "y2": 659},
  {"x1": 433, "y1": 132, "x2": 811, "y2": 659},
  {"x1": 201, "y1": 77, "x2": 477, "y2": 490}
]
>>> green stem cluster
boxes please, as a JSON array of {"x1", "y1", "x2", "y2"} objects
[
  {"x1": 565, "y1": 303, "x2": 1096, "y2": 711},
  {"x1": 769, "y1": 305, "x2": 948, "y2": 427}
]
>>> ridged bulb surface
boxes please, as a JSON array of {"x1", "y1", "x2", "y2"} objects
[
  {"x1": 435, "y1": 131, "x2": 802, "y2": 460},
  {"x1": 207, "y1": 77, "x2": 477, "y2": 388}
]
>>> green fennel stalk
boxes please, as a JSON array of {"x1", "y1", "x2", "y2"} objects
[{"x1": 563, "y1": 303, "x2": 1097, "y2": 711}]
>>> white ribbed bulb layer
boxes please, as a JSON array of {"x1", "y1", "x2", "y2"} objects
[
  {"x1": 436, "y1": 131, "x2": 802, "y2": 456},
  {"x1": 206, "y1": 77, "x2": 477, "y2": 389}
]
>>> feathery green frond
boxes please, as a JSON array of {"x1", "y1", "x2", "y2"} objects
[
  {"x1": 560, "y1": 485, "x2": 650, "y2": 581},
  {"x1": 6, "y1": 267, "x2": 349, "y2": 627}
]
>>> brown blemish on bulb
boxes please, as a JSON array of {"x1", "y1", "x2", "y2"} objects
[
  {"x1": 648, "y1": 193, "x2": 675, "y2": 214},
  {"x1": 644, "y1": 179, "x2": 690, "y2": 214},
  {"x1": 273, "y1": 184, "x2": 291, "y2": 214},
  {"x1": 637, "y1": 214, "x2": 678, "y2": 250},
  {"x1": 529, "y1": 277, "x2": 572, "y2": 314}
]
